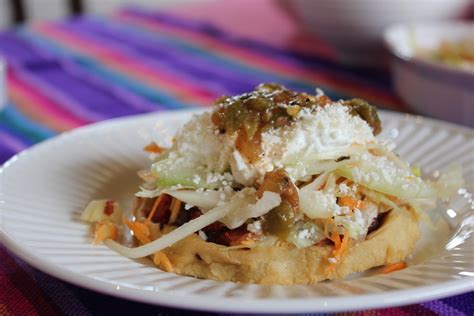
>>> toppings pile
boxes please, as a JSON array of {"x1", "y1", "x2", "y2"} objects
[{"x1": 81, "y1": 84, "x2": 462, "y2": 274}]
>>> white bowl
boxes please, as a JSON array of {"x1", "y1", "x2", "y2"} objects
[
  {"x1": 384, "y1": 22, "x2": 474, "y2": 127},
  {"x1": 285, "y1": 0, "x2": 471, "y2": 65}
]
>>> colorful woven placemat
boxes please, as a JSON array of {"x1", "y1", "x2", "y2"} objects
[{"x1": 0, "y1": 1, "x2": 472, "y2": 315}]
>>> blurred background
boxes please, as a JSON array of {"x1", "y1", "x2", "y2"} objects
[
  {"x1": 0, "y1": 0, "x2": 202, "y2": 27},
  {"x1": 0, "y1": 0, "x2": 472, "y2": 127}
]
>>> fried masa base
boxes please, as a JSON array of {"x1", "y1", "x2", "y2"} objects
[{"x1": 149, "y1": 208, "x2": 420, "y2": 285}]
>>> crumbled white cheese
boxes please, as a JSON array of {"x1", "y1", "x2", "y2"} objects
[
  {"x1": 328, "y1": 257, "x2": 337, "y2": 264},
  {"x1": 174, "y1": 112, "x2": 223, "y2": 169},
  {"x1": 247, "y1": 220, "x2": 262, "y2": 234},
  {"x1": 335, "y1": 206, "x2": 351, "y2": 216},
  {"x1": 338, "y1": 183, "x2": 358, "y2": 197},
  {"x1": 297, "y1": 229, "x2": 310, "y2": 240},
  {"x1": 339, "y1": 183, "x2": 350, "y2": 194}
]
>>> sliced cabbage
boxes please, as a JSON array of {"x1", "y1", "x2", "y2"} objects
[
  {"x1": 368, "y1": 143, "x2": 410, "y2": 170},
  {"x1": 103, "y1": 190, "x2": 263, "y2": 258},
  {"x1": 300, "y1": 172, "x2": 330, "y2": 192},
  {"x1": 164, "y1": 189, "x2": 229, "y2": 211},
  {"x1": 282, "y1": 145, "x2": 365, "y2": 165},
  {"x1": 287, "y1": 158, "x2": 355, "y2": 180},
  {"x1": 299, "y1": 173, "x2": 338, "y2": 219},
  {"x1": 220, "y1": 191, "x2": 282, "y2": 229},
  {"x1": 336, "y1": 154, "x2": 437, "y2": 201},
  {"x1": 151, "y1": 158, "x2": 232, "y2": 189},
  {"x1": 359, "y1": 187, "x2": 403, "y2": 213}
]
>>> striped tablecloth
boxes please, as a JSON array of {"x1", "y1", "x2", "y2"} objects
[{"x1": 0, "y1": 1, "x2": 472, "y2": 315}]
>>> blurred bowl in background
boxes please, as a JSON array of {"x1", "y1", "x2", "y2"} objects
[
  {"x1": 384, "y1": 21, "x2": 474, "y2": 127},
  {"x1": 284, "y1": 0, "x2": 471, "y2": 66}
]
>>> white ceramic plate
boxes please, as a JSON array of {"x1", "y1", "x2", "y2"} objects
[{"x1": 1, "y1": 110, "x2": 473, "y2": 314}]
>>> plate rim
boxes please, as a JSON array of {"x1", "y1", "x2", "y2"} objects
[{"x1": 1, "y1": 109, "x2": 473, "y2": 313}]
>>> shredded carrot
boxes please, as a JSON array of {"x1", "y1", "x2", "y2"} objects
[
  {"x1": 330, "y1": 231, "x2": 342, "y2": 249},
  {"x1": 338, "y1": 197, "x2": 358, "y2": 209},
  {"x1": 168, "y1": 199, "x2": 182, "y2": 224},
  {"x1": 93, "y1": 221, "x2": 118, "y2": 244},
  {"x1": 143, "y1": 142, "x2": 163, "y2": 153},
  {"x1": 338, "y1": 197, "x2": 365, "y2": 210},
  {"x1": 326, "y1": 229, "x2": 351, "y2": 274},
  {"x1": 382, "y1": 261, "x2": 407, "y2": 274},
  {"x1": 145, "y1": 195, "x2": 165, "y2": 224},
  {"x1": 124, "y1": 219, "x2": 151, "y2": 244},
  {"x1": 153, "y1": 251, "x2": 174, "y2": 272},
  {"x1": 334, "y1": 229, "x2": 350, "y2": 259}
]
